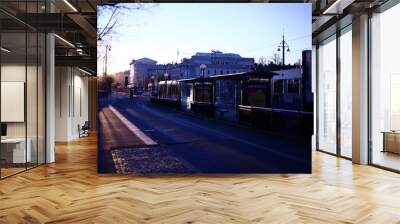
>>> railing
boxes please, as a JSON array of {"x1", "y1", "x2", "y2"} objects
[
  {"x1": 238, "y1": 105, "x2": 313, "y2": 142},
  {"x1": 191, "y1": 101, "x2": 215, "y2": 117}
]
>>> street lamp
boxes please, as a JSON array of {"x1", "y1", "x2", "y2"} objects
[
  {"x1": 200, "y1": 64, "x2": 207, "y2": 71},
  {"x1": 277, "y1": 31, "x2": 289, "y2": 67},
  {"x1": 151, "y1": 75, "x2": 155, "y2": 96},
  {"x1": 164, "y1": 73, "x2": 168, "y2": 98},
  {"x1": 200, "y1": 64, "x2": 207, "y2": 102}
]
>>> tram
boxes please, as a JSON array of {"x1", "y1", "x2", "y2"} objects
[
  {"x1": 156, "y1": 80, "x2": 180, "y2": 99},
  {"x1": 150, "y1": 80, "x2": 181, "y2": 108}
]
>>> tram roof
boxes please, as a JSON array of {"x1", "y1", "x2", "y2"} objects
[
  {"x1": 178, "y1": 77, "x2": 213, "y2": 83},
  {"x1": 178, "y1": 71, "x2": 279, "y2": 83},
  {"x1": 159, "y1": 80, "x2": 179, "y2": 85}
]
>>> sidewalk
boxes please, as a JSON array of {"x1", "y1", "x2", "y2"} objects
[
  {"x1": 98, "y1": 103, "x2": 148, "y2": 173},
  {"x1": 98, "y1": 103, "x2": 196, "y2": 174},
  {"x1": 98, "y1": 106, "x2": 146, "y2": 150}
]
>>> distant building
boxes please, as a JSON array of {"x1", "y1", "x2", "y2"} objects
[
  {"x1": 184, "y1": 50, "x2": 255, "y2": 78},
  {"x1": 129, "y1": 58, "x2": 157, "y2": 88},
  {"x1": 129, "y1": 51, "x2": 255, "y2": 88},
  {"x1": 111, "y1": 70, "x2": 130, "y2": 88}
]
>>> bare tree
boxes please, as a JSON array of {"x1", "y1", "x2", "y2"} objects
[
  {"x1": 97, "y1": 3, "x2": 158, "y2": 42},
  {"x1": 98, "y1": 75, "x2": 115, "y2": 96},
  {"x1": 258, "y1": 56, "x2": 268, "y2": 65},
  {"x1": 97, "y1": 3, "x2": 158, "y2": 75},
  {"x1": 269, "y1": 53, "x2": 280, "y2": 65}
]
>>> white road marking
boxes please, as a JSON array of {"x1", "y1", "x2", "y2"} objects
[{"x1": 108, "y1": 105, "x2": 157, "y2": 145}]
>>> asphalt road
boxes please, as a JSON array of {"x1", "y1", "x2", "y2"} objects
[{"x1": 99, "y1": 95, "x2": 311, "y2": 174}]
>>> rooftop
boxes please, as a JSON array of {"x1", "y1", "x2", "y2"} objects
[
  {"x1": 194, "y1": 50, "x2": 242, "y2": 58},
  {"x1": 130, "y1": 57, "x2": 158, "y2": 65}
]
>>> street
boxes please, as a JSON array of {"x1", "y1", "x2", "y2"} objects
[{"x1": 98, "y1": 95, "x2": 311, "y2": 174}]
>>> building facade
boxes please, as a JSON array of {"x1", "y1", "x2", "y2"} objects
[
  {"x1": 129, "y1": 51, "x2": 255, "y2": 88},
  {"x1": 185, "y1": 50, "x2": 255, "y2": 78},
  {"x1": 111, "y1": 70, "x2": 130, "y2": 88},
  {"x1": 129, "y1": 58, "x2": 157, "y2": 88}
]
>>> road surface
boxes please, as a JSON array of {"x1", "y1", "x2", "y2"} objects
[{"x1": 98, "y1": 95, "x2": 311, "y2": 173}]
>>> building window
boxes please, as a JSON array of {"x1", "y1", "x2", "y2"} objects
[
  {"x1": 339, "y1": 27, "x2": 352, "y2": 158},
  {"x1": 370, "y1": 4, "x2": 400, "y2": 171},
  {"x1": 317, "y1": 35, "x2": 337, "y2": 155},
  {"x1": 0, "y1": 7, "x2": 46, "y2": 179},
  {"x1": 287, "y1": 79, "x2": 300, "y2": 93}
]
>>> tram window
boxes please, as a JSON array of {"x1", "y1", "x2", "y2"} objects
[
  {"x1": 287, "y1": 79, "x2": 300, "y2": 93},
  {"x1": 274, "y1": 80, "x2": 284, "y2": 94}
]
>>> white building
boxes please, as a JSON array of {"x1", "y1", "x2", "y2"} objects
[
  {"x1": 129, "y1": 51, "x2": 255, "y2": 87},
  {"x1": 129, "y1": 58, "x2": 157, "y2": 88},
  {"x1": 187, "y1": 50, "x2": 254, "y2": 77}
]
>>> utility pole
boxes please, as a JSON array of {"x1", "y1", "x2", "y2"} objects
[
  {"x1": 104, "y1": 44, "x2": 111, "y2": 76},
  {"x1": 277, "y1": 31, "x2": 290, "y2": 67}
]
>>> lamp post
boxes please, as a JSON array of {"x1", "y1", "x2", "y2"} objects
[
  {"x1": 164, "y1": 72, "x2": 169, "y2": 81},
  {"x1": 277, "y1": 31, "x2": 290, "y2": 67},
  {"x1": 200, "y1": 64, "x2": 207, "y2": 102},
  {"x1": 151, "y1": 75, "x2": 155, "y2": 96},
  {"x1": 104, "y1": 44, "x2": 111, "y2": 77},
  {"x1": 164, "y1": 73, "x2": 168, "y2": 98}
]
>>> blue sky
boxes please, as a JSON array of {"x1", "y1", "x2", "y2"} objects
[{"x1": 98, "y1": 3, "x2": 311, "y2": 74}]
